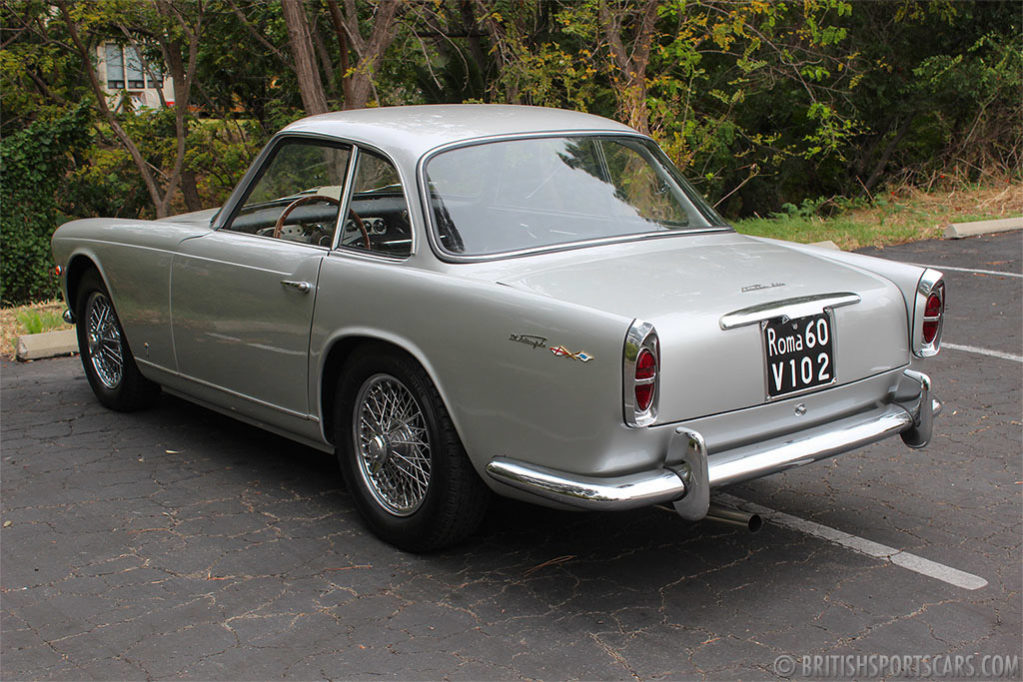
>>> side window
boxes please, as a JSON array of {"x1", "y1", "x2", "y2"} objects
[
  {"x1": 225, "y1": 139, "x2": 351, "y2": 247},
  {"x1": 339, "y1": 150, "x2": 412, "y2": 257}
]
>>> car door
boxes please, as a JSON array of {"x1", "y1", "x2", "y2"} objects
[{"x1": 171, "y1": 137, "x2": 353, "y2": 419}]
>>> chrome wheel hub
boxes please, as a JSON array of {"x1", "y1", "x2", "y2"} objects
[
  {"x1": 366, "y1": 434, "x2": 389, "y2": 472},
  {"x1": 85, "y1": 293, "x2": 124, "y2": 389},
  {"x1": 353, "y1": 374, "x2": 431, "y2": 516}
]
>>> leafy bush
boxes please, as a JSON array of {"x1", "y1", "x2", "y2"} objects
[{"x1": 1, "y1": 105, "x2": 94, "y2": 305}]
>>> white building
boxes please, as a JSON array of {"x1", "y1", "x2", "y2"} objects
[{"x1": 96, "y1": 43, "x2": 175, "y2": 110}]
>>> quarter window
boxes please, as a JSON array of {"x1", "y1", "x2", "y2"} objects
[
  {"x1": 225, "y1": 139, "x2": 352, "y2": 247},
  {"x1": 338, "y1": 150, "x2": 412, "y2": 257}
]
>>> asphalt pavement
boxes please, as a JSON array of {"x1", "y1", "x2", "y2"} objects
[{"x1": 2, "y1": 232, "x2": 1020, "y2": 681}]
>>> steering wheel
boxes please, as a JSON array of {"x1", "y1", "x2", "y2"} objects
[{"x1": 274, "y1": 195, "x2": 370, "y2": 250}]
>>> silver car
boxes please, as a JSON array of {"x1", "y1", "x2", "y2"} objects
[{"x1": 51, "y1": 105, "x2": 945, "y2": 550}]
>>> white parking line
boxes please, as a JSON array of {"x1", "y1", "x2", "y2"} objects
[
  {"x1": 911, "y1": 263, "x2": 1023, "y2": 278},
  {"x1": 714, "y1": 493, "x2": 989, "y2": 590},
  {"x1": 943, "y1": 343, "x2": 1023, "y2": 363}
]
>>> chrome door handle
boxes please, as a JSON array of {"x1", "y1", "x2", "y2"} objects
[{"x1": 280, "y1": 279, "x2": 312, "y2": 293}]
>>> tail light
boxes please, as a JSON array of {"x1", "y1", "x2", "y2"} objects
[
  {"x1": 624, "y1": 320, "x2": 659, "y2": 426},
  {"x1": 913, "y1": 269, "x2": 945, "y2": 357}
]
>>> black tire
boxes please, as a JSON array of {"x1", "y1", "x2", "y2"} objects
[
  {"x1": 335, "y1": 346, "x2": 489, "y2": 552},
  {"x1": 75, "y1": 269, "x2": 160, "y2": 411}
]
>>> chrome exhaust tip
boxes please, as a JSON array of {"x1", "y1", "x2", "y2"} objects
[{"x1": 705, "y1": 503, "x2": 762, "y2": 533}]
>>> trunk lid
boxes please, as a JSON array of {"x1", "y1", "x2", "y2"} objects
[{"x1": 497, "y1": 234, "x2": 910, "y2": 421}]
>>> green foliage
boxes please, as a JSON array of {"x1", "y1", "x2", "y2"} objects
[
  {"x1": 16, "y1": 308, "x2": 65, "y2": 335},
  {"x1": 186, "y1": 119, "x2": 267, "y2": 207},
  {"x1": 770, "y1": 197, "x2": 830, "y2": 220},
  {"x1": 2, "y1": 0, "x2": 1020, "y2": 304},
  {"x1": 1, "y1": 105, "x2": 94, "y2": 305}
]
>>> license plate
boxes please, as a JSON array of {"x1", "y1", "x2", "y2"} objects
[{"x1": 763, "y1": 313, "x2": 835, "y2": 398}]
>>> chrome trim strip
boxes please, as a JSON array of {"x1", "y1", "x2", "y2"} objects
[
  {"x1": 427, "y1": 227, "x2": 733, "y2": 264},
  {"x1": 330, "y1": 145, "x2": 360, "y2": 251},
  {"x1": 719, "y1": 292, "x2": 861, "y2": 330},
  {"x1": 485, "y1": 457, "x2": 687, "y2": 511}
]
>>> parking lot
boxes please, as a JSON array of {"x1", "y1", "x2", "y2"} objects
[{"x1": 2, "y1": 231, "x2": 1020, "y2": 680}]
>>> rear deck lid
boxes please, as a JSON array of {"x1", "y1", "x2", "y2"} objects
[{"x1": 498, "y1": 234, "x2": 910, "y2": 420}]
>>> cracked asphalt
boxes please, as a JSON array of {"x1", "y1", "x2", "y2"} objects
[{"x1": 2, "y1": 232, "x2": 1020, "y2": 681}]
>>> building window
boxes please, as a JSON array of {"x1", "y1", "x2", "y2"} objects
[
  {"x1": 147, "y1": 63, "x2": 164, "y2": 89},
  {"x1": 104, "y1": 43, "x2": 163, "y2": 91},
  {"x1": 105, "y1": 43, "x2": 124, "y2": 90},
  {"x1": 125, "y1": 46, "x2": 145, "y2": 89}
]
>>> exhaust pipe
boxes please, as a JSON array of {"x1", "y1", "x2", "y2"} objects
[{"x1": 705, "y1": 503, "x2": 762, "y2": 533}]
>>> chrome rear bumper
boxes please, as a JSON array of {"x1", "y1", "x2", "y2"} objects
[{"x1": 485, "y1": 370, "x2": 940, "y2": 516}]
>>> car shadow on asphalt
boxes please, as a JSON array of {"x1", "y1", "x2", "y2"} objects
[{"x1": 151, "y1": 390, "x2": 777, "y2": 569}]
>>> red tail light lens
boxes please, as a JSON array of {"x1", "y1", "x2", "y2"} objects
[
  {"x1": 635, "y1": 348, "x2": 657, "y2": 411},
  {"x1": 636, "y1": 348, "x2": 656, "y2": 379},
  {"x1": 922, "y1": 291, "x2": 943, "y2": 343}
]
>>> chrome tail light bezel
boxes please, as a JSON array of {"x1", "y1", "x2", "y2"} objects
[
  {"x1": 623, "y1": 320, "x2": 660, "y2": 427},
  {"x1": 912, "y1": 268, "x2": 945, "y2": 358}
]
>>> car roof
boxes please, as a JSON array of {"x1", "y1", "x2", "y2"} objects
[{"x1": 282, "y1": 104, "x2": 637, "y2": 167}]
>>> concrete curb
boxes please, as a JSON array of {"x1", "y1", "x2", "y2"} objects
[
  {"x1": 16, "y1": 329, "x2": 78, "y2": 361},
  {"x1": 944, "y1": 216, "x2": 1023, "y2": 239},
  {"x1": 809, "y1": 240, "x2": 841, "y2": 250}
]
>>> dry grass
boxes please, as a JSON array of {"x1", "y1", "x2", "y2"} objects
[
  {"x1": 737, "y1": 178, "x2": 1023, "y2": 250},
  {"x1": 1, "y1": 299, "x2": 73, "y2": 360},
  {"x1": 854, "y1": 178, "x2": 1023, "y2": 232}
]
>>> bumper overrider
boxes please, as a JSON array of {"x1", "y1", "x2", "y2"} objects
[{"x1": 485, "y1": 369, "x2": 940, "y2": 521}]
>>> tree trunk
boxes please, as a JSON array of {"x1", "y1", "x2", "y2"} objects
[
  {"x1": 281, "y1": 0, "x2": 329, "y2": 115},
  {"x1": 154, "y1": 0, "x2": 203, "y2": 216},
  {"x1": 325, "y1": 0, "x2": 353, "y2": 107},
  {"x1": 598, "y1": 0, "x2": 659, "y2": 134},
  {"x1": 326, "y1": 0, "x2": 403, "y2": 110},
  {"x1": 180, "y1": 170, "x2": 203, "y2": 212}
]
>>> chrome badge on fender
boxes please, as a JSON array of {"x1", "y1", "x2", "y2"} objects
[
  {"x1": 509, "y1": 334, "x2": 594, "y2": 362},
  {"x1": 508, "y1": 333, "x2": 548, "y2": 349},
  {"x1": 549, "y1": 345, "x2": 594, "y2": 362}
]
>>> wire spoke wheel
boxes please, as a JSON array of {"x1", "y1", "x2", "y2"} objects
[
  {"x1": 353, "y1": 373, "x2": 432, "y2": 516},
  {"x1": 86, "y1": 293, "x2": 124, "y2": 389}
]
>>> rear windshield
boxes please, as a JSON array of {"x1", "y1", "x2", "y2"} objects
[{"x1": 424, "y1": 135, "x2": 726, "y2": 256}]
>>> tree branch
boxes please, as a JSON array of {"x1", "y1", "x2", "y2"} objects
[{"x1": 55, "y1": 0, "x2": 166, "y2": 213}]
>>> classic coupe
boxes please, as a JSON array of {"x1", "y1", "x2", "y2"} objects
[{"x1": 52, "y1": 105, "x2": 944, "y2": 550}]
